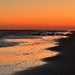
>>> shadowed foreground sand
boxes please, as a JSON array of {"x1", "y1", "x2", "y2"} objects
[{"x1": 0, "y1": 36, "x2": 67, "y2": 75}]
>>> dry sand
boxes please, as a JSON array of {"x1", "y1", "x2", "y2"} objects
[{"x1": 0, "y1": 36, "x2": 67, "y2": 75}]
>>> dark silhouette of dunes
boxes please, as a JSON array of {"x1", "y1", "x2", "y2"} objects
[{"x1": 13, "y1": 31, "x2": 75, "y2": 75}]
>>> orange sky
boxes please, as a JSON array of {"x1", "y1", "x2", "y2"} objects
[{"x1": 0, "y1": 0, "x2": 75, "y2": 30}]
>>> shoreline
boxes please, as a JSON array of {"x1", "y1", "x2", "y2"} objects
[
  {"x1": 13, "y1": 32, "x2": 75, "y2": 75},
  {"x1": 0, "y1": 36, "x2": 67, "y2": 75}
]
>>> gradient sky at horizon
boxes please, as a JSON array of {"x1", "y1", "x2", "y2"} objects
[{"x1": 0, "y1": 0, "x2": 75, "y2": 30}]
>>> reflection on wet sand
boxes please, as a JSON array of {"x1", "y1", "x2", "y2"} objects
[{"x1": 0, "y1": 36, "x2": 67, "y2": 75}]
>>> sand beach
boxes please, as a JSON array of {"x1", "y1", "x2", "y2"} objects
[
  {"x1": 13, "y1": 31, "x2": 75, "y2": 75},
  {"x1": 0, "y1": 35, "x2": 68, "y2": 75}
]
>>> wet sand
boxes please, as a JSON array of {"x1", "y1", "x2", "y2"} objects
[
  {"x1": 13, "y1": 32, "x2": 75, "y2": 75},
  {"x1": 0, "y1": 36, "x2": 67, "y2": 75}
]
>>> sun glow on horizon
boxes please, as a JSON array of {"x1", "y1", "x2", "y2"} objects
[{"x1": 0, "y1": 0, "x2": 75, "y2": 30}]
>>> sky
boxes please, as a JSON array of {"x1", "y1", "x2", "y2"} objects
[{"x1": 0, "y1": 0, "x2": 75, "y2": 30}]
